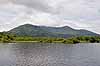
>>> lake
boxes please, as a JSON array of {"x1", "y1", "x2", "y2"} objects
[{"x1": 0, "y1": 43, "x2": 100, "y2": 66}]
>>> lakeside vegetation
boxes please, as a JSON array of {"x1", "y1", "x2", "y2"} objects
[
  {"x1": 0, "y1": 33, "x2": 100, "y2": 44},
  {"x1": 0, "y1": 24, "x2": 99, "y2": 44}
]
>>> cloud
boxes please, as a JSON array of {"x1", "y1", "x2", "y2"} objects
[
  {"x1": 0, "y1": 0, "x2": 100, "y2": 34},
  {"x1": 12, "y1": 0, "x2": 54, "y2": 13}
]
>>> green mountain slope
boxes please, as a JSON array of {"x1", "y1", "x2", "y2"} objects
[{"x1": 8, "y1": 24, "x2": 99, "y2": 38}]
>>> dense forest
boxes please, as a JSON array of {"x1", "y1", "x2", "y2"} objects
[{"x1": 0, "y1": 32, "x2": 100, "y2": 44}]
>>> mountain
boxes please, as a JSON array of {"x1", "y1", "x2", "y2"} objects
[{"x1": 8, "y1": 24, "x2": 99, "y2": 38}]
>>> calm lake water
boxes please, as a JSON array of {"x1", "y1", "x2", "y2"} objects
[{"x1": 0, "y1": 43, "x2": 100, "y2": 66}]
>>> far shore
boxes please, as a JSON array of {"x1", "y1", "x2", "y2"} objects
[
  {"x1": 0, "y1": 33, "x2": 100, "y2": 44},
  {"x1": 0, "y1": 40, "x2": 99, "y2": 44}
]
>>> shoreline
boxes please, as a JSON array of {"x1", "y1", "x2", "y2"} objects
[
  {"x1": 0, "y1": 40, "x2": 98, "y2": 44},
  {"x1": 0, "y1": 33, "x2": 100, "y2": 44}
]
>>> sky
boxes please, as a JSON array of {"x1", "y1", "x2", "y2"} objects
[{"x1": 0, "y1": 0, "x2": 100, "y2": 34}]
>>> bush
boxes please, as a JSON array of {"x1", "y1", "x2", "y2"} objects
[
  {"x1": 44, "y1": 39, "x2": 53, "y2": 43},
  {"x1": 72, "y1": 39, "x2": 80, "y2": 44}
]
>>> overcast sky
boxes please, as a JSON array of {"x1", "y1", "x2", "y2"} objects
[{"x1": 0, "y1": 0, "x2": 100, "y2": 34}]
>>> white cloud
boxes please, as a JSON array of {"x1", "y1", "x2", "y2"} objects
[{"x1": 0, "y1": 0, "x2": 100, "y2": 34}]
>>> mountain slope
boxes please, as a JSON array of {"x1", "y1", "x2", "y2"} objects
[
  {"x1": 8, "y1": 24, "x2": 55, "y2": 37},
  {"x1": 8, "y1": 24, "x2": 99, "y2": 38}
]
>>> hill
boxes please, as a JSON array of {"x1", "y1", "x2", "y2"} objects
[{"x1": 8, "y1": 24, "x2": 99, "y2": 38}]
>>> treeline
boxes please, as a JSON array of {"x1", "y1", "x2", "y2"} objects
[
  {"x1": 0, "y1": 33, "x2": 100, "y2": 44},
  {"x1": 0, "y1": 32, "x2": 15, "y2": 43},
  {"x1": 64, "y1": 36, "x2": 100, "y2": 44}
]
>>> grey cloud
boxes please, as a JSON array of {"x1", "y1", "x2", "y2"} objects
[
  {"x1": 0, "y1": 0, "x2": 100, "y2": 33},
  {"x1": 11, "y1": 0, "x2": 54, "y2": 13},
  {"x1": 0, "y1": 0, "x2": 53, "y2": 13},
  {"x1": 55, "y1": 0, "x2": 100, "y2": 21}
]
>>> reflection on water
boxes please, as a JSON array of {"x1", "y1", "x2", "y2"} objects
[{"x1": 0, "y1": 43, "x2": 100, "y2": 66}]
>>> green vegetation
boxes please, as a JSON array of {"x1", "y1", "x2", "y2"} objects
[
  {"x1": 0, "y1": 24, "x2": 98, "y2": 44},
  {"x1": 0, "y1": 33, "x2": 100, "y2": 44},
  {"x1": 8, "y1": 24, "x2": 99, "y2": 38},
  {"x1": 0, "y1": 33, "x2": 15, "y2": 43}
]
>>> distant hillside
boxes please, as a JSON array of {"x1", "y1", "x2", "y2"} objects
[{"x1": 8, "y1": 24, "x2": 99, "y2": 38}]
